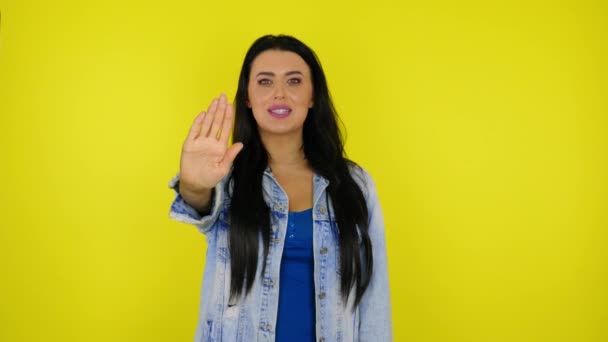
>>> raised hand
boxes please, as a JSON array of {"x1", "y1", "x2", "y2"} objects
[{"x1": 179, "y1": 94, "x2": 243, "y2": 210}]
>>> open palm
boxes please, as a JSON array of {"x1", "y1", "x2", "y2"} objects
[{"x1": 180, "y1": 94, "x2": 243, "y2": 192}]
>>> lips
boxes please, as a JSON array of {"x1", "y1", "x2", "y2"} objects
[{"x1": 268, "y1": 105, "x2": 292, "y2": 118}]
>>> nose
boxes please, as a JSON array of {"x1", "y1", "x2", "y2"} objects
[{"x1": 273, "y1": 83, "x2": 286, "y2": 100}]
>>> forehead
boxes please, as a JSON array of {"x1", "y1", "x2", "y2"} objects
[{"x1": 250, "y1": 50, "x2": 310, "y2": 75}]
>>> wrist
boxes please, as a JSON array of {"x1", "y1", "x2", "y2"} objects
[{"x1": 178, "y1": 182, "x2": 213, "y2": 214}]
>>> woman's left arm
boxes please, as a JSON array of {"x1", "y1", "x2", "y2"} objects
[{"x1": 358, "y1": 170, "x2": 393, "y2": 341}]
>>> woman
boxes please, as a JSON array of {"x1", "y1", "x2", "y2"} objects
[{"x1": 169, "y1": 34, "x2": 392, "y2": 342}]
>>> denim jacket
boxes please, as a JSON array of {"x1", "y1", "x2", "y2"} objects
[{"x1": 168, "y1": 165, "x2": 392, "y2": 342}]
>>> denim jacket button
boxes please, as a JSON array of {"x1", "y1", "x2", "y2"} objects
[
  {"x1": 320, "y1": 247, "x2": 328, "y2": 255},
  {"x1": 320, "y1": 206, "x2": 326, "y2": 214},
  {"x1": 318, "y1": 291, "x2": 326, "y2": 299},
  {"x1": 319, "y1": 338, "x2": 325, "y2": 342},
  {"x1": 259, "y1": 323, "x2": 273, "y2": 331}
]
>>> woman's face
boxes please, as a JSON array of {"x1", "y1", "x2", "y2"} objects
[{"x1": 247, "y1": 50, "x2": 314, "y2": 137}]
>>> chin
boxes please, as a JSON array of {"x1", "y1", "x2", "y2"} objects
[
  {"x1": 259, "y1": 127, "x2": 301, "y2": 136},
  {"x1": 254, "y1": 117, "x2": 306, "y2": 137}
]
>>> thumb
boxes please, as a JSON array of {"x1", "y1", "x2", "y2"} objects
[{"x1": 222, "y1": 142, "x2": 244, "y2": 167}]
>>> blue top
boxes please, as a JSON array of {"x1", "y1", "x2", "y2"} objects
[{"x1": 275, "y1": 208, "x2": 316, "y2": 342}]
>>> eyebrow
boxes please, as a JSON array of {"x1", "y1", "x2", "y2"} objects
[{"x1": 255, "y1": 71, "x2": 303, "y2": 77}]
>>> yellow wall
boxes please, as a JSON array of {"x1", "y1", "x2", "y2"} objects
[{"x1": 1, "y1": 0, "x2": 606, "y2": 341}]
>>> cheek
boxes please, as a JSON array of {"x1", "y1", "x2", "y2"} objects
[
  {"x1": 297, "y1": 87, "x2": 314, "y2": 106},
  {"x1": 248, "y1": 87, "x2": 273, "y2": 106},
  {"x1": 289, "y1": 86, "x2": 313, "y2": 101}
]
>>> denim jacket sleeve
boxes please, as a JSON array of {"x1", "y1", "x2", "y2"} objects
[
  {"x1": 356, "y1": 168, "x2": 393, "y2": 341},
  {"x1": 167, "y1": 173, "x2": 226, "y2": 234}
]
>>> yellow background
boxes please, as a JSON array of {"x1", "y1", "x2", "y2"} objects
[{"x1": 1, "y1": 0, "x2": 606, "y2": 341}]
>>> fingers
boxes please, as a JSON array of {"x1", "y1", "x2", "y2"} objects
[
  {"x1": 219, "y1": 102, "x2": 234, "y2": 145},
  {"x1": 200, "y1": 97, "x2": 219, "y2": 138},
  {"x1": 210, "y1": 94, "x2": 227, "y2": 139},
  {"x1": 186, "y1": 111, "x2": 206, "y2": 140},
  {"x1": 199, "y1": 93, "x2": 231, "y2": 140}
]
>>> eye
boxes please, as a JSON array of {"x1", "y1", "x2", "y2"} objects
[
  {"x1": 287, "y1": 78, "x2": 302, "y2": 85},
  {"x1": 257, "y1": 78, "x2": 272, "y2": 85}
]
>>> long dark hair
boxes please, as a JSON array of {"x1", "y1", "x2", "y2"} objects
[{"x1": 228, "y1": 34, "x2": 373, "y2": 308}]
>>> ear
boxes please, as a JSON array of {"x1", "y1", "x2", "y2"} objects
[
  {"x1": 246, "y1": 99, "x2": 251, "y2": 108},
  {"x1": 309, "y1": 98, "x2": 314, "y2": 108}
]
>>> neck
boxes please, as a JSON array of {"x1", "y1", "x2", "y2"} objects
[{"x1": 260, "y1": 131, "x2": 308, "y2": 171}]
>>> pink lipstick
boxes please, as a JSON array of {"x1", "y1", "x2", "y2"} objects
[{"x1": 268, "y1": 105, "x2": 292, "y2": 118}]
